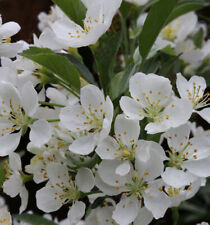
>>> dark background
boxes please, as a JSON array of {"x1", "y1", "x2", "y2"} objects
[{"x1": 0, "y1": 0, "x2": 52, "y2": 42}]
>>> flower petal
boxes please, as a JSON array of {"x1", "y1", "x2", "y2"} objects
[{"x1": 76, "y1": 168, "x2": 95, "y2": 193}]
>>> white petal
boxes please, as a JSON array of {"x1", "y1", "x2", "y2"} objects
[
  {"x1": 69, "y1": 135, "x2": 96, "y2": 155},
  {"x1": 162, "y1": 167, "x2": 191, "y2": 188},
  {"x1": 21, "y1": 82, "x2": 38, "y2": 117},
  {"x1": 60, "y1": 104, "x2": 90, "y2": 132},
  {"x1": 115, "y1": 160, "x2": 131, "y2": 176},
  {"x1": 29, "y1": 120, "x2": 51, "y2": 147},
  {"x1": 3, "y1": 173, "x2": 22, "y2": 197},
  {"x1": 98, "y1": 160, "x2": 130, "y2": 187},
  {"x1": 134, "y1": 207, "x2": 153, "y2": 225},
  {"x1": 135, "y1": 140, "x2": 165, "y2": 181},
  {"x1": 46, "y1": 87, "x2": 67, "y2": 106},
  {"x1": 9, "y1": 152, "x2": 21, "y2": 171},
  {"x1": 164, "y1": 124, "x2": 190, "y2": 153},
  {"x1": 19, "y1": 186, "x2": 28, "y2": 213},
  {"x1": 184, "y1": 158, "x2": 210, "y2": 178},
  {"x1": 76, "y1": 168, "x2": 95, "y2": 192},
  {"x1": 0, "y1": 81, "x2": 21, "y2": 109},
  {"x1": 196, "y1": 108, "x2": 210, "y2": 124},
  {"x1": 0, "y1": 131, "x2": 21, "y2": 156},
  {"x1": 95, "y1": 173, "x2": 122, "y2": 196},
  {"x1": 120, "y1": 96, "x2": 144, "y2": 120},
  {"x1": 114, "y1": 114, "x2": 140, "y2": 147},
  {"x1": 36, "y1": 184, "x2": 62, "y2": 212},
  {"x1": 95, "y1": 136, "x2": 120, "y2": 160},
  {"x1": 129, "y1": 73, "x2": 172, "y2": 108},
  {"x1": 112, "y1": 196, "x2": 139, "y2": 225},
  {"x1": 80, "y1": 84, "x2": 105, "y2": 112},
  {"x1": 144, "y1": 181, "x2": 170, "y2": 219},
  {"x1": 46, "y1": 163, "x2": 69, "y2": 186},
  {"x1": 0, "y1": 21, "x2": 20, "y2": 38},
  {"x1": 68, "y1": 201, "x2": 86, "y2": 225}
]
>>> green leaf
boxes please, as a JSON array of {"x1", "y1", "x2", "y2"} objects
[
  {"x1": 59, "y1": 53, "x2": 97, "y2": 85},
  {"x1": 14, "y1": 214, "x2": 58, "y2": 225},
  {"x1": 0, "y1": 158, "x2": 7, "y2": 188},
  {"x1": 166, "y1": 0, "x2": 210, "y2": 24},
  {"x1": 52, "y1": 0, "x2": 86, "y2": 27},
  {"x1": 139, "y1": 0, "x2": 178, "y2": 60},
  {"x1": 21, "y1": 47, "x2": 80, "y2": 92},
  {"x1": 193, "y1": 28, "x2": 204, "y2": 49},
  {"x1": 93, "y1": 31, "x2": 122, "y2": 94},
  {"x1": 110, "y1": 62, "x2": 141, "y2": 101}
]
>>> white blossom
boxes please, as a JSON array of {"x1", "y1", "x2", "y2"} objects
[
  {"x1": 120, "y1": 72, "x2": 192, "y2": 134},
  {"x1": 60, "y1": 84, "x2": 113, "y2": 155},
  {"x1": 50, "y1": 0, "x2": 122, "y2": 48},
  {"x1": 3, "y1": 153, "x2": 28, "y2": 213}
]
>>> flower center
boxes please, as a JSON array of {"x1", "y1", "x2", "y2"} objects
[
  {"x1": 0, "y1": 99, "x2": 30, "y2": 136},
  {"x1": 185, "y1": 83, "x2": 210, "y2": 109},
  {"x1": 125, "y1": 174, "x2": 149, "y2": 200}
]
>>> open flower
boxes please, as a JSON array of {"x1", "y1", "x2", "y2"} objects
[
  {"x1": 162, "y1": 124, "x2": 210, "y2": 183},
  {"x1": 0, "y1": 81, "x2": 51, "y2": 156},
  {"x1": 60, "y1": 84, "x2": 113, "y2": 155},
  {"x1": 3, "y1": 153, "x2": 28, "y2": 213},
  {"x1": 36, "y1": 162, "x2": 94, "y2": 212},
  {"x1": 96, "y1": 114, "x2": 140, "y2": 164},
  {"x1": 120, "y1": 72, "x2": 192, "y2": 134},
  {"x1": 176, "y1": 73, "x2": 210, "y2": 124},
  {"x1": 51, "y1": 0, "x2": 122, "y2": 48},
  {"x1": 0, "y1": 16, "x2": 23, "y2": 57},
  {"x1": 96, "y1": 140, "x2": 169, "y2": 225},
  {"x1": 159, "y1": 12, "x2": 197, "y2": 44}
]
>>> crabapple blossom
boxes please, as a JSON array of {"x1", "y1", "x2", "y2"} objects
[
  {"x1": 51, "y1": 0, "x2": 122, "y2": 48},
  {"x1": 0, "y1": 15, "x2": 24, "y2": 57},
  {"x1": 60, "y1": 84, "x2": 113, "y2": 155},
  {"x1": 120, "y1": 72, "x2": 192, "y2": 134},
  {"x1": 3, "y1": 153, "x2": 28, "y2": 213},
  {"x1": 36, "y1": 162, "x2": 94, "y2": 212},
  {"x1": 0, "y1": 81, "x2": 51, "y2": 156},
  {"x1": 97, "y1": 140, "x2": 169, "y2": 224},
  {"x1": 162, "y1": 124, "x2": 210, "y2": 183},
  {"x1": 176, "y1": 73, "x2": 210, "y2": 123}
]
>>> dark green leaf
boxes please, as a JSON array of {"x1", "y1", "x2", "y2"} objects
[
  {"x1": 166, "y1": 0, "x2": 210, "y2": 24},
  {"x1": 0, "y1": 158, "x2": 7, "y2": 188},
  {"x1": 59, "y1": 53, "x2": 97, "y2": 85},
  {"x1": 93, "y1": 31, "x2": 122, "y2": 94},
  {"x1": 139, "y1": 0, "x2": 178, "y2": 60},
  {"x1": 110, "y1": 62, "x2": 141, "y2": 100},
  {"x1": 193, "y1": 28, "x2": 204, "y2": 49},
  {"x1": 21, "y1": 47, "x2": 80, "y2": 92},
  {"x1": 14, "y1": 214, "x2": 58, "y2": 225},
  {"x1": 52, "y1": 0, "x2": 86, "y2": 27}
]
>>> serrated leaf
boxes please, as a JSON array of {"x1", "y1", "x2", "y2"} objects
[
  {"x1": 139, "y1": 0, "x2": 178, "y2": 60},
  {"x1": 21, "y1": 47, "x2": 80, "y2": 92},
  {"x1": 52, "y1": 0, "x2": 87, "y2": 27},
  {"x1": 14, "y1": 214, "x2": 58, "y2": 225},
  {"x1": 166, "y1": 0, "x2": 210, "y2": 24},
  {"x1": 93, "y1": 31, "x2": 122, "y2": 94}
]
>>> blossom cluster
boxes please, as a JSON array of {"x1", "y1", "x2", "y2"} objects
[{"x1": 0, "y1": 0, "x2": 210, "y2": 224}]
